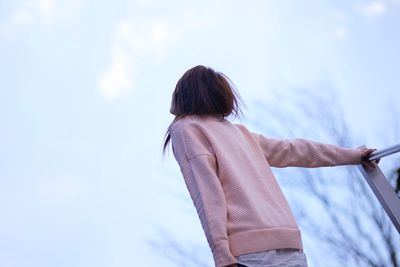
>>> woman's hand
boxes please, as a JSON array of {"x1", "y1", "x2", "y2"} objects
[{"x1": 360, "y1": 147, "x2": 380, "y2": 169}]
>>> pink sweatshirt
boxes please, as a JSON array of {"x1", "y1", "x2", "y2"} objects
[{"x1": 170, "y1": 115, "x2": 362, "y2": 267}]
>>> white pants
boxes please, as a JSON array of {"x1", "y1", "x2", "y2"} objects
[{"x1": 236, "y1": 248, "x2": 308, "y2": 267}]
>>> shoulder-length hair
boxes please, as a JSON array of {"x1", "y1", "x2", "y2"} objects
[{"x1": 162, "y1": 65, "x2": 245, "y2": 155}]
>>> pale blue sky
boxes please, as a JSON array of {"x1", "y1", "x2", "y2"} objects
[{"x1": 0, "y1": 0, "x2": 399, "y2": 266}]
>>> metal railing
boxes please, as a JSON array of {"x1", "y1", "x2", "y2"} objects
[
  {"x1": 367, "y1": 144, "x2": 400, "y2": 161},
  {"x1": 358, "y1": 143, "x2": 400, "y2": 233}
]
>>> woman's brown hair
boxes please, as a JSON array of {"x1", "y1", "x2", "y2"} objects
[{"x1": 162, "y1": 65, "x2": 245, "y2": 155}]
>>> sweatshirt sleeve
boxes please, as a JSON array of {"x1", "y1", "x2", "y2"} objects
[
  {"x1": 252, "y1": 133, "x2": 362, "y2": 168},
  {"x1": 171, "y1": 122, "x2": 237, "y2": 267}
]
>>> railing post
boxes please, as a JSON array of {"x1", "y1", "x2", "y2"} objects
[{"x1": 358, "y1": 143, "x2": 400, "y2": 234}]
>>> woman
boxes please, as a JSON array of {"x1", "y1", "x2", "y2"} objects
[{"x1": 162, "y1": 65, "x2": 378, "y2": 267}]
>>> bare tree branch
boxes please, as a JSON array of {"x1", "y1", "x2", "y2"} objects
[{"x1": 251, "y1": 85, "x2": 399, "y2": 267}]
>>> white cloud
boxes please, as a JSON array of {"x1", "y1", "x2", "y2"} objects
[
  {"x1": 357, "y1": 1, "x2": 387, "y2": 17},
  {"x1": 97, "y1": 0, "x2": 237, "y2": 100},
  {"x1": 0, "y1": 0, "x2": 85, "y2": 38},
  {"x1": 97, "y1": 15, "x2": 197, "y2": 100},
  {"x1": 96, "y1": 0, "x2": 231, "y2": 100},
  {"x1": 98, "y1": 18, "x2": 182, "y2": 100},
  {"x1": 97, "y1": 1, "x2": 226, "y2": 100},
  {"x1": 98, "y1": 53, "x2": 135, "y2": 100},
  {"x1": 331, "y1": 10, "x2": 348, "y2": 39}
]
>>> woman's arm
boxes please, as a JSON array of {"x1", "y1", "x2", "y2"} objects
[
  {"x1": 171, "y1": 122, "x2": 237, "y2": 267},
  {"x1": 252, "y1": 133, "x2": 370, "y2": 168}
]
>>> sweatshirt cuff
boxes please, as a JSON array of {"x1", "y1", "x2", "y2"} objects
[
  {"x1": 348, "y1": 148, "x2": 362, "y2": 164},
  {"x1": 212, "y1": 239, "x2": 237, "y2": 267}
]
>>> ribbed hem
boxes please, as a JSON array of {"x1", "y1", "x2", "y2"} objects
[
  {"x1": 212, "y1": 239, "x2": 238, "y2": 267},
  {"x1": 228, "y1": 227, "x2": 303, "y2": 257}
]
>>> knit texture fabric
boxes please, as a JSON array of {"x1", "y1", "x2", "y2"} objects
[{"x1": 170, "y1": 115, "x2": 362, "y2": 267}]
